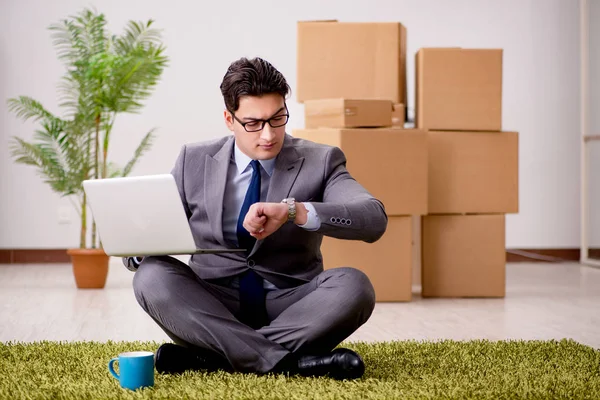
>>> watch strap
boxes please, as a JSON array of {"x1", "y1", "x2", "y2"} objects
[{"x1": 282, "y1": 198, "x2": 296, "y2": 222}]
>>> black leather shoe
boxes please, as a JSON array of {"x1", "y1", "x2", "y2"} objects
[
  {"x1": 297, "y1": 348, "x2": 365, "y2": 380},
  {"x1": 155, "y1": 343, "x2": 233, "y2": 374}
]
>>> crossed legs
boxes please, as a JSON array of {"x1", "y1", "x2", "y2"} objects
[{"x1": 132, "y1": 255, "x2": 375, "y2": 374}]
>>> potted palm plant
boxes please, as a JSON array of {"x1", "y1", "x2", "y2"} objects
[{"x1": 7, "y1": 8, "x2": 168, "y2": 288}]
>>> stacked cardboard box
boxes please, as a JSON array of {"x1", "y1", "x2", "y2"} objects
[
  {"x1": 293, "y1": 124, "x2": 426, "y2": 303},
  {"x1": 295, "y1": 21, "x2": 424, "y2": 302},
  {"x1": 416, "y1": 48, "x2": 519, "y2": 298},
  {"x1": 297, "y1": 20, "x2": 407, "y2": 105},
  {"x1": 294, "y1": 22, "x2": 519, "y2": 300}
]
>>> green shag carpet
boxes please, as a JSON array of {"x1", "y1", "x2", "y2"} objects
[{"x1": 0, "y1": 339, "x2": 599, "y2": 399}]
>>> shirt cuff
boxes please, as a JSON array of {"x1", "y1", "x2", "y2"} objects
[{"x1": 296, "y1": 202, "x2": 321, "y2": 231}]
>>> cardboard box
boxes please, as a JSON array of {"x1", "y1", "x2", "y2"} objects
[
  {"x1": 304, "y1": 99, "x2": 393, "y2": 129},
  {"x1": 392, "y1": 103, "x2": 405, "y2": 127},
  {"x1": 428, "y1": 130, "x2": 518, "y2": 214},
  {"x1": 293, "y1": 128, "x2": 427, "y2": 215},
  {"x1": 411, "y1": 215, "x2": 422, "y2": 287},
  {"x1": 422, "y1": 214, "x2": 506, "y2": 298},
  {"x1": 297, "y1": 21, "x2": 407, "y2": 104},
  {"x1": 416, "y1": 48, "x2": 502, "y2": 131},
  {"x1": 321, "y1": 216, "x2": 414, "y2": 301}
]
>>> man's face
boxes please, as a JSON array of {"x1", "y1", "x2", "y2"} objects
[{"x1": 224, "y1": 93, "x2": 288, "y2": 160}]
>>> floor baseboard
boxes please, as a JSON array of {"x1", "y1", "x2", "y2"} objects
[
  {"x1": 0, "y1": 249, "x2": 72, "y2": 264},
  {"x1": 1, "y1": 248, "x2": 597, "y2": 264},
  {"x1": 506, "y1": 249, "x2": 578, "y2": 262}
]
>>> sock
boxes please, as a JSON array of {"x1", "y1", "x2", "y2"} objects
[{"x1": 269, "y1": 353, "x2": 298, "y2": 374}]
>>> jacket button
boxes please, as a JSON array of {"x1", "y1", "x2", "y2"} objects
[{"x1": 247, "y1": 259, "x2": 256, "y2": 267}]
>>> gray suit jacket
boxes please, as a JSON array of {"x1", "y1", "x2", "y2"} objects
[{"x1": 171, "y1": 133, "x2": 388, "y2": 289}]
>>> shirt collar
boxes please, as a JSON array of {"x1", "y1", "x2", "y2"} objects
[{"x1": 233, "y1": 141, "x2": 276, "y2": 176}]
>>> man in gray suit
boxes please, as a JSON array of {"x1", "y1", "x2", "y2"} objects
[{"x1": 129, "y1": 57, "x2": 388, "y2": 380}]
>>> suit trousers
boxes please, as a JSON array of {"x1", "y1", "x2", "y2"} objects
[{"x1": 132, "y1": 255, "x2": 376, "y2": 373}]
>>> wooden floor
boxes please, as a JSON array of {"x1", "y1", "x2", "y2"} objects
[{"x1": 1, "y1": 260, "x2": 599, "y2": 349}]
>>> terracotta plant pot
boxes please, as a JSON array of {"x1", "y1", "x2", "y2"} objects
[{"x1": 67, "y1": 248, "x2": 110, "y2": 289}]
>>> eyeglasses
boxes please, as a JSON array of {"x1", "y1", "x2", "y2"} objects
[{"x1": 230, "y1": 106, "x2": 290, "y2": 133}]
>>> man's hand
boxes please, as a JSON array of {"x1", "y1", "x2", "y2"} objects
[{"x1": 243, "y1": 202, "x2": 308, "y2": 240}]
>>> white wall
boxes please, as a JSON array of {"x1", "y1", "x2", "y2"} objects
[
  {"x1": 0, "y1": 0, "x2": 582, "y2": 249},
  {"x1": 588, "y1": 0, "x2": 600, "y2": 248}
]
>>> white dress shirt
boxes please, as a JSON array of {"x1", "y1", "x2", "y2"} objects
[{"x1": 221, "y1": 141, "x2": 321, "y2": 289}]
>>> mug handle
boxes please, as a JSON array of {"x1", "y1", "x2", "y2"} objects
[{"x1": 108, "y1": 358, "x2": 120, "y2": 380}]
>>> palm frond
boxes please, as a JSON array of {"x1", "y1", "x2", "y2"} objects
[
  {"x1": 7, "y1": 97, "x2": 64, "y2": 125},
  {"x1": 5, "y1": 102, "x2": 85, "y2": 195},
  {"x1": 9, "y1": 135, "x2": 74, "y2": 196},
  {"x1": 100, "y1": 45, "x2": 168, "y2": 113},
  {"x1": 57, "y1": 75, "x2": 82, "y2": 117},
  {"x1": 105, "y1": 162, "x2": 124, "y2": 178},
  {"x1": 9, "y1": 113, "x2": 95, "y2": 197},
  {"x1": 57, "y1": 69, "x2": 101, "y2": 138},
  {"x1": 9, "y1": 137, "x2": 44, "y2": 167},
  {"x1": 114, "y1": 19, "x2": 163, "y2": 55},
  {"x1": 122, "y1": 128, "x2": 156, "y2": 176},
  {"x1": 48, "y1": 8, "x2": 107, "y2": 68},
  {"x1": 60, "y1": 119, "x2": 95, "y2": 184}
]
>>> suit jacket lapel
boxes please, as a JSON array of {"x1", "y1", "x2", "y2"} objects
[
  {"x1": 250, "y1": 136, "x2": 305, "y2": 256},
  {"x1": 266, "y1": 145, "x2": 304, "y2": 203},
  {"x1": 204, "y1": 137, "x2": 234, "y2": 247}
]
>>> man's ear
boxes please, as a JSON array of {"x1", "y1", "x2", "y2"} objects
[{"x1": 224, "y1": 110, "x2": 234, "y2": 131}]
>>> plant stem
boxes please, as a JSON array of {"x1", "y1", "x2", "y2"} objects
[
  {"x1": 81, "y1": 192, "x2": 87, "y2": 249},
  {"x1": 95, "y1": 114, "x2": 100, "y2": 179},
  {"x1": 96, "y1": 112, "x2": 114, "y2": 252},
  {"x1": 82, "y1": 113, "x2": 92, "y2": 249},
  {"x1": 102, "y1": 113, "x2": 115, "y2": 179},
  {"x1": 91, "y1": 112, "x2": 101, "y2": 249}
]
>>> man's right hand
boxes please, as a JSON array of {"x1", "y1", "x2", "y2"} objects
[{"x1": 243, "y1": 202, "x2": 289, "y2": 240}]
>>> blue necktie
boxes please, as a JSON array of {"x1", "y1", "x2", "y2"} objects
[{"x1": 236, "y1": 160, "x2": 267, "y2": 329}]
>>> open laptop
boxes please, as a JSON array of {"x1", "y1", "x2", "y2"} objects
[{"x1": 82, "y1": 174, "x2": 247, "y2": 257}]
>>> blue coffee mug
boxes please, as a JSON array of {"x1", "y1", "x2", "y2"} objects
[{"x1": 108, "y1": 351, "x2": 155, "y2": 390}]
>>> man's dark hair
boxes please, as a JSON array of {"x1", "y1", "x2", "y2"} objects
[{"x1": 220, "y1": 57, "x2": 291, "y2": 113}]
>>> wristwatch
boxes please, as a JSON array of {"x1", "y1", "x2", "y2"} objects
[{"x1": 281, "y1": 197, "x2": 296, "y2": 222}]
